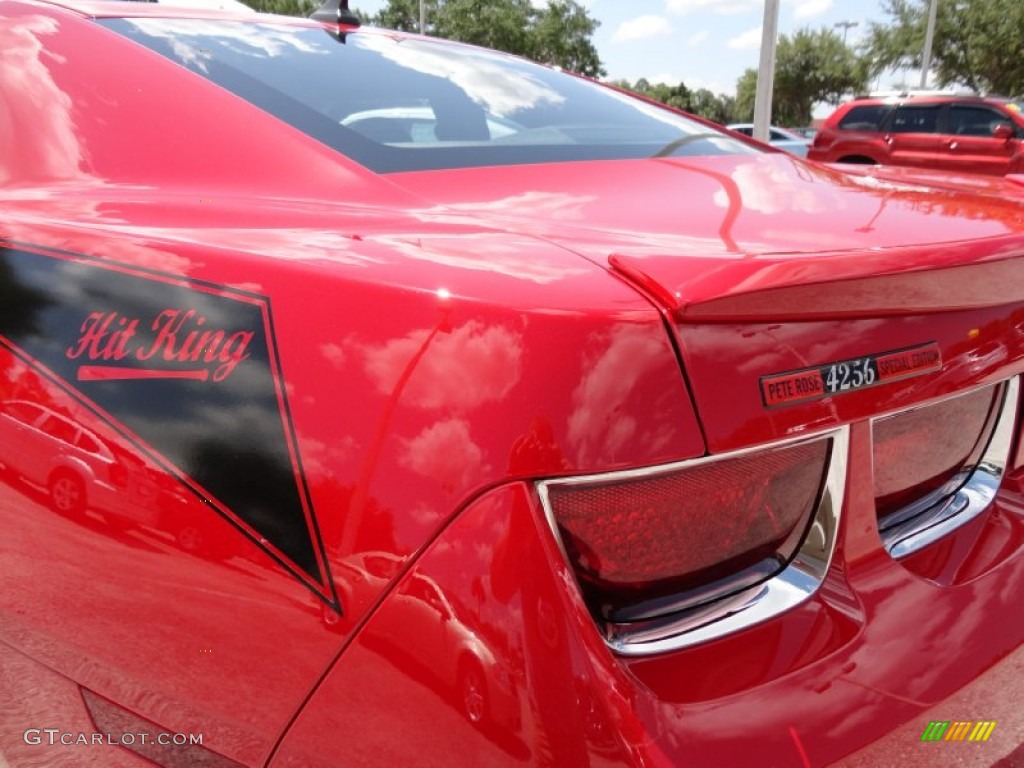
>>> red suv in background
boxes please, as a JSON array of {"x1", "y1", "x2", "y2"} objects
[{"x1": 809, "y1": 95, "x2": 1024, "y2": 176}]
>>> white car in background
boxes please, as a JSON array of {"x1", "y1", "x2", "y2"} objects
[
  {"x1": 727, "y1": 123, "x2": 811, "y2": 156},
  {"x1": 0, "y1": 400, "x2": 159, "y2": 525}
]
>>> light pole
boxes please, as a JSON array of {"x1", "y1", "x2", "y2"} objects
[
  {"x1": 919, "y1": 0, "x2": 938, "y2": 88},
  {"x1": 419, "y1": 0, "x2": 425, "y2": 33},
  {"x1": 752, "y1": 0, "x2": 781, "y2": 143},
  {"x1": 833, "y1": 20, "x2": 858, "y2": 46}
]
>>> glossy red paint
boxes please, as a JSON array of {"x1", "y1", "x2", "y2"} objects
[
  {"x1": 1016, "y1": 384, "x2": 1024, "y2": 471},
  {"x1": 0, "y1": 2, "x2": 1023, "y2": 767},
  {"x1": 273, "y1": 470, "x2": 1024, "y2": 767},
  {"x1": 391, "y1": 156, "x2": 1024, "y2": 315}
]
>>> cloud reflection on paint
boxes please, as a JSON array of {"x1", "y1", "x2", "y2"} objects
[
  {"x1": 364, "y1": 320, "x2": 523, "y2": 411},
  {"x1": 567, "y1": 324, "x2": 673, "y2": 464},
  {"x1": 0, "y1": 15, "x2": 85, "y2": 183},
  {"x1": 400, "y1": 418, "x2": 488, "y2": 492}
]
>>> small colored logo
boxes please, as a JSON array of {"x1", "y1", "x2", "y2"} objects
[{"x1": 921, "y1": 721, "x2": 996, "y2": 742}]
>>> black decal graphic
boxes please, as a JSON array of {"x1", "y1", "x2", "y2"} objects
[{"x1": 0, "y1": 243, "x2": 336, "y2": 609}]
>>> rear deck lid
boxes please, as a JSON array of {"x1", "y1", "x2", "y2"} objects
[{"x1": 391, "y1": 153, "x2": 1024, "y2": 450}]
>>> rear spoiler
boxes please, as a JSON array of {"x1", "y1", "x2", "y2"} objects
[{"x1": 610, "y1": 236, "x2": 1024, "y2": 322}]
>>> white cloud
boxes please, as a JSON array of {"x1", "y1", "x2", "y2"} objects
[
  {"x1": 666, "y1": 0, "x2": 758, "y2": 15},
  {"x1": 844, "y1": 29, "x2": 866, "y2": 47},
  {"x1": 685, "y1": 75, "x2": 730, "y2": 94},
  {"x1": 613, "y1": 15, "x2": 673, "y2": 43},
  {"x1": 791, "y1": 0, "x2": 833, "y2": 19},
  {"x1": 728, "y1": 26, "x2": 763, "y2": 50},
  {"x1": 686, "y1": 30, "x2": 710, "y2": 46}
]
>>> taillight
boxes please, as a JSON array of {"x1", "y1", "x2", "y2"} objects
[
  {"x1": 811, "y1": 129, "x2": 831, "y2": 148},
  {"x1": 537, "y1": 430, "x2": 847, "y2": 653},
  {"x1": 873, "y1": 378, "x2": 1020, "y2": 558},
  {"x1": 873, "y1": 384, "x2": 1001, "y2": 528}
]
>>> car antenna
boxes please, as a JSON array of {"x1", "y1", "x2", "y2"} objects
[{"x1": 311, "y1": 0, "x2": 361, "y2": 26}]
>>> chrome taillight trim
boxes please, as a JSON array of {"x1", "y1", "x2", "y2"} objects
[
  {"x1": 535, "y1": 426, "x2": 849, "y2": 657},
  {"x1": 875, "y1": 376, "x2": 1019, "y2": 559}
]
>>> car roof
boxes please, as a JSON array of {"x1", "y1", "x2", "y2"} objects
[
  {"x1": 849, "y1": 94, "x2": 1014, "y2": 108},
  {"x1": 31, "y1": 0, "x2": 312, "y2": 22}
]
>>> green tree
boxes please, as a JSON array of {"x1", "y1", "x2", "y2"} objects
[
  {"x1": 372, "y1": 0, "x2": 437, "y2": 31},
  {"x1": 366, "y1": 0, "x2": 604, "y2": 77},
  {"x1": 612, "y1": 79, "x2": 689, "y2": 111},
  {"x1": 246, "y1": 0, "x2": 317, "y2": 15},
  {"x1": 774, "y1": 28, "x2": 866, "y2": 124},
  {"x1": 734, "y1": 68, "x2": 758, "y2": 122},
  {"x1": 610, "y1": 79, "x2": 736, "y2": 124},
  {"x1": 433, "y1": 0, "x2": 534, "y2": 56},
  {"x1": 689, "y1": 88, "x2": 736, "y2": 125},
  {"x1": 646, "y1": 81, "x2": 692, "y2": 111},
  {"x1": 530, "y1": 0, "x2": 604, "y2": 78},
  {"x1": 735, "y1": 27, "x2": 866, "y2": 126},
  {"x1": 865, "y1": 0, "x2": 1024, "y2": 95}
]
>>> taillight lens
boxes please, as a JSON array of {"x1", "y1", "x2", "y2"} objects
[
  {"x1": 540, "y1": 439, "x2": 831, "y2": 626},
  {"x1": 873, "y1": 384, "x2": 1002, "y2": 529}
]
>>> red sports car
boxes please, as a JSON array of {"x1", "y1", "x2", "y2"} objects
[{"x1": 1, "y1": 1, "x2": 1023, "y2": 766}]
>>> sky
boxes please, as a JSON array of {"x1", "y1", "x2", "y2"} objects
[{"x1": 350, "y1": 0, "x2": 915, "y2": 99}]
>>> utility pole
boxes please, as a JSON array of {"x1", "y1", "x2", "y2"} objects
[
  {"x1": 919, "y1": 0, "x2": 938, "y2": 88},
  {"x1": 752, "y1": 0, "x2": 781, "y2": 142},
  {"x1": 833, "y1": 20, "x2": 858, "y2": 46},
  {"x1": 419, "y1": 0, "x2": 425, "y2": 33}
]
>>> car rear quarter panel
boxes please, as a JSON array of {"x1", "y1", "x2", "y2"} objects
[
  {"x1": 0, "y1": 215, "x2": 706, "y2": 766},
  {"x1": 0, "y1": 6, "x2": 707, "y2": 764}
]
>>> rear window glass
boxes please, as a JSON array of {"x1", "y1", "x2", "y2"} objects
[
  {"x1": 837, "y1": 105, "x2": 891, "y2": 131},
  {"x1": 101, "y1": 19, "x2": 753, "y2": 173}
]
